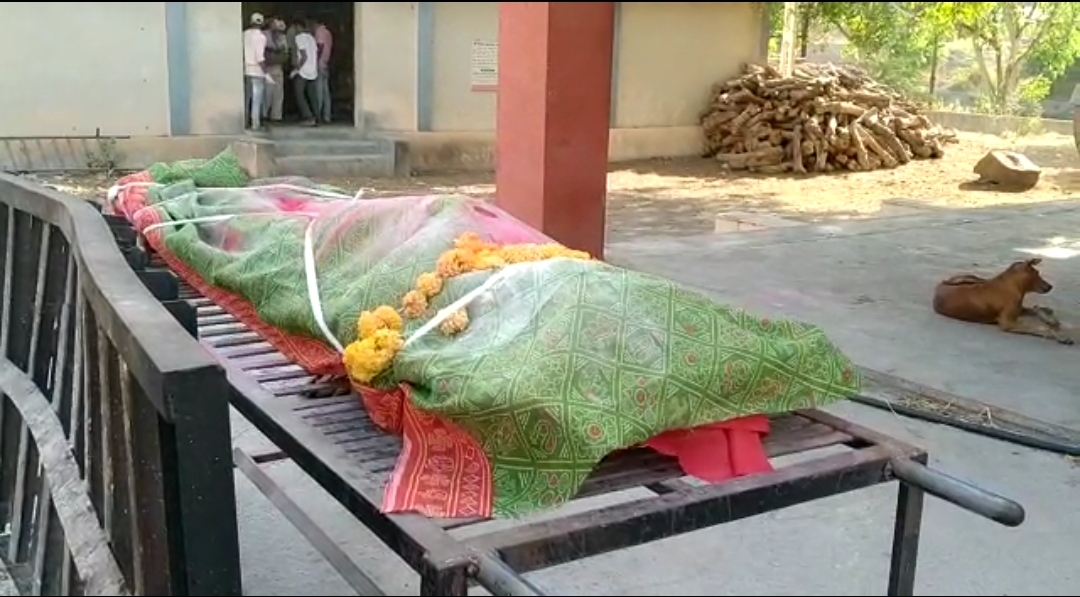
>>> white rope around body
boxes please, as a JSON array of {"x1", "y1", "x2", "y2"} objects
[
  {"x1": 108, "y1": 180, "x2": 357, "y2": 201},
  {"x1": 133, "y1": 183, "x2": 369, "y2": 354},
  {"x1": 140, "y1": 213, "x2": 246, "y2": 235},
  {"x1": 107, "y1": 180, "x2": 156, "y2": 203},
  {"x1": 115, "y1": 182, "x2": 560, "y2": 362},
  {"x1": 138, "y1": 211, "x2": 345, "y2": 353},
  {"x1": 107, "y1": 176, "x2": 379, "y2": 359},
  {"x1": 302, "y1": 217, "x2": 345, "y2": 353},
  {"x1": 116, "y1": 182, "x2": 366, "y2": 226},
  {"x1": 402, "y1": 262, "x2": 530, "y2": 349}
]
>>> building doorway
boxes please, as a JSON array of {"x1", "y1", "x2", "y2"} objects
[{"x1": 241, "y1": 2, "x2": 355, "y2": 126}]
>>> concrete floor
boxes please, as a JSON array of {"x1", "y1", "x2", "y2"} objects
[
  {"x1": 234, "y1": 200, "x2": 1080, "y2": 596},
  {"x1": 610, "y1": 199, "x2": 1080, "y2": 430}
]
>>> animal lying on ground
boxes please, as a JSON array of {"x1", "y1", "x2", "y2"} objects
[{"x1": 932, "y1": 258, "x2": 1073, "y2": 345}]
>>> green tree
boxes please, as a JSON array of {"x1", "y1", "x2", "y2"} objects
[
  {"x1": 766, "y1": 2, "x2": 953, "y2": 98},
  {"x1": 816, "y1": 3, "x2": 952, "y2": 97},
  {"x1": 766, "y1": 2, "x2": 1080, "y2": 114},
  {"x1": 930, "y1": 2, "x2": 1080, "y2": 114}
]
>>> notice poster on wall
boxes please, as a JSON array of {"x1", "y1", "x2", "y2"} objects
[{"x1": 470, "y1": 40, "x2": 498, "y2": 92}]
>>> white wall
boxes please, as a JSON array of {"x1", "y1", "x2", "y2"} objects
[
  {"x1": 423, "y1": 2, "x2": 767, "y2": 133},
  {"x1": 0, "y1": 2, "x2": 170, "y2": 137},
  {"x1": 430, "y1": 2, "x2": 498, "y2": 132},
  {"x1": 357, "y1": 2, "x2": 418, "y2": 131},
  {"x1": 188, "y1": 2, "x2": 244, "y2": 134},
  {"x1": 613, "y1": 2, "x2": 766, "y2": 127},
  {"x1": 1, "y1": 1, "x2": 767, "y2": 140}
]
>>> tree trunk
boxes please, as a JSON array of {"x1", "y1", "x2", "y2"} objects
[
  {"x1": 779, "y1": 2, "x2": 800, "y2": 76},
  {"x1": 798, "y1": 7, "x2": 810, "y2": 58},
  {"x1": 928, "y1": 34, "x2": 940, "y2": 95}
]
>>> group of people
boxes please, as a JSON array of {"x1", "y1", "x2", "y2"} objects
[{"x1": 242, "y1": 12, "x2": 334, "y2": 130}]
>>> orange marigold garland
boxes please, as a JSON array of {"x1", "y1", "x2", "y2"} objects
[
  {"x1": 342, "y1": 307, "x2": 405, "y2": 385},
  {"x1": 341, "y1": 232, "x2": 593, "y2": 387}
]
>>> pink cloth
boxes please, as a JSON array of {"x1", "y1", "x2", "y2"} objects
[{"x1": 315, "y1": 25, "x2": 333, "y2": 67}]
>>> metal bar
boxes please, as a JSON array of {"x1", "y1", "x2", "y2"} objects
[
  {"x1": 31, "y1": 245, "x2": 77, "y2": 594},
  {"x1": 797, "y1": 408, "x2": 922, "y2": 455},
  {"x1": 469, "y1": 445, "x2": 895, "y2": 573},
  {"x1": 97, "y1": 331, "x2": 117, "y2": 562},
  {"x1": 6, "y1": 222, "x2": 51, "y2": 563},
  {"x1": 165, "y1": 370, "x2": 242, "y2": 595},
  {"x1": 218, "y1": 348, "x2": 474, "y2": 574},
  {"x1": 888, "y1": 458, "x2": 1025, "y2": 527},
  {"x1": 0, "y1": 173, "x2": 224, "y2": 420},
  {"x1": 0, "y1": 136, "x2": 133, "y2": 141},
  {"x1": 855, "y1": 393, "x2": 1080, "y2": 457},
  {"x1": 471, "y1": 552, "x2": 545, "y2": 597},
  {"x1": 247, "y1": 449, "x2": 289, "y2": 465},
  {"x1": 60, "y1": 280, "x2": 86, "y2": 597},
  {"x1": 0, "y1": 205, "x2": 13, "y2": 363},
  {"x1": 858, "y1": 367, "x2": 1080, "y2": 443},
  {"x1": 886, "y1": 480, "x2": 924, "y2": 596},
  {"x1": 419, "y1": 560, "x2": 468, "y2": 597},
  {"x1": 232, "y1": 447, "x2": 386, "y2": 596},
  {"x1": 0, "y1": 358, "x2": 130, "y2": 596},
  {"x1": 118, "y1": 365, "x2": 146, "y2": 593}
]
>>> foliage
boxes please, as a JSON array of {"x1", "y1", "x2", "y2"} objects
[
  {"x1": 764, "y1": 2, "x2": 1080, "y2": 115},
  {"x1": 768, "y1": 3, "x2": 951, "y2": 98},
  {"x1": 934, "y1": 2, "x2": 1080, "y2": 113},
  {"x1": 1016, "y1": 75, "x2": 1053, "y2": 116}
]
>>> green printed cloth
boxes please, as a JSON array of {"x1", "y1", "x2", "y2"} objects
[
  {"x1": 120, "y1": 150, "x2": 861, "y2": 516},
  {"x1": 400, "y1": 259, "x2": 861, "y2": 513}
]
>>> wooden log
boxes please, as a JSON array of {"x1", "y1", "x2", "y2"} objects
[{"x1": 699, "y1": 60, "x2": 949, "y2": 176}]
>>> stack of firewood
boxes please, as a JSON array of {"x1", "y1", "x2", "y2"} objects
[{"x1": 700, "y1": 63, "x2": 957, "y2": 174}]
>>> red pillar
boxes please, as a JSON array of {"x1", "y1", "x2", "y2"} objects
[{"x1": 495, "y1": 2, "x2": 615, "y2": 259}]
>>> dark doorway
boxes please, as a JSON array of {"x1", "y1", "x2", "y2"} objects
[{"x1": 241, "y1": 2, "x2": 355, "y2": 125}]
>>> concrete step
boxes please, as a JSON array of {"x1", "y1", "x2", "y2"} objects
[
  {"x1": 275, "y1": 154, "x2": 394, "y2": 178},
  {"x1": 273, "y1": 139, "x2": 385, "y2": 158},
  {"x1": 268, "y1": 125, "x2": 366, "y2": 141}
]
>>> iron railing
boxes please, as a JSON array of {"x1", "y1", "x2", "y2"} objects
[{"x1": 0, "y1": 173, "x2": 241, "y2": 595}]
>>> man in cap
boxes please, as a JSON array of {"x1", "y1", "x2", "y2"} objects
[
  {"x1": 242, "y1": 12, "x2": 269, "y2": 130},
  {"x1": 262, "y1": 17, "x2": 290, "y2": 124}
]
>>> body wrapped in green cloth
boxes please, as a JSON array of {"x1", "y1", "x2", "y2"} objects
[{"x1": 110, "y1": 150, "x2": 860, "y2": 517}]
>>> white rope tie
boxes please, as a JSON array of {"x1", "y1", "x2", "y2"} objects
[
  {"x1": 139, "y1": 211, "x2": 345, "y2": 353},
  {"x1": 118, "y1": 186, "x2": 512, "y2": 357},
  {"x1": 109, "y1": 180, "x2": 356, "y2": 202},
  {"x1": 302, "y1": 218, "x2": 345, "y2": 353},
  {"x1": 108, "y1": 180, "x2": 378, "y2": 356},
  {"x1": 402, "y1": 262, "x2": 529, "y2": 348}
]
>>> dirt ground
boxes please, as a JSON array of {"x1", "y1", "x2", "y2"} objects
[{"x1": 21, "y1": 130, "x2": 1080, "y2": 241}]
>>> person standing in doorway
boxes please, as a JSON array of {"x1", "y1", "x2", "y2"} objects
[
  {"x1": 291, "y1": 22, "x2": 320, "y2": 127},
  {"x1": 284, "y1": 16, "x2": 305, "y2": 119},
  {"x1": 262, "y1": 18, "x2": 289, "y2": 124},
  {"x1": 242, "y1": 13, "x2": 268, "y2": 130},
  {"x1": 313, "y1": 18, "x2": 334, "y2": 124}
]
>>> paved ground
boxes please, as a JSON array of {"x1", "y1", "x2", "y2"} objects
[
  {"x1": 231, "y1": 200, "x2": 1080, "y2": 596},
  {"x1": 611, "y1": 200, "x2": 1080, "y2": 429}
]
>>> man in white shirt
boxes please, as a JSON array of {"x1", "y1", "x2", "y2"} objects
[
  {"x1": 242, "y1": 13, "x2": 268, "y2": 130},
  {"x1": 291, "y1": 21, "x2": 321, "y2": 127}
]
